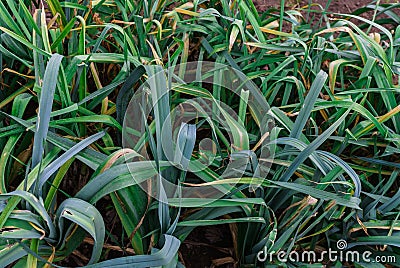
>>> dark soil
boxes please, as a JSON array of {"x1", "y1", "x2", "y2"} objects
[{"x1": 179, "y1": 226, "x2": 236, "y2": 268}]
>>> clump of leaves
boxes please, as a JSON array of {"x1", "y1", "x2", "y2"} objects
[{"x1": 0, "y1": 0, "x2": 399, "y2": 267}]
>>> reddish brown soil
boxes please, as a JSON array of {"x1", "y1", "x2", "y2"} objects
[
  {"x1": 255, "y1": 0, "x2": 400, "y2": 32},
  {"x1": 255, "y1": 0, "x2": 397, "y2": 13}
]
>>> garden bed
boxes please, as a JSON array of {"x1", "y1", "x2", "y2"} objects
[{"x1": 1, "y1": 0, "x2": 399, "y2": 267}]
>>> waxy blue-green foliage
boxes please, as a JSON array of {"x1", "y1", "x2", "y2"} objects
[{"x1": 0, "y1": 0, "x2": 399, "y2": 267}]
